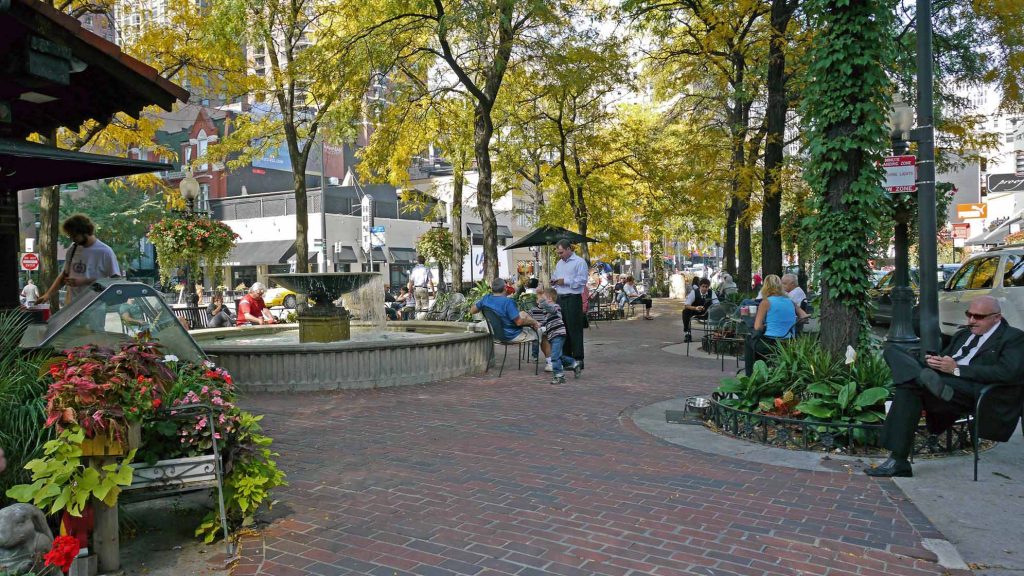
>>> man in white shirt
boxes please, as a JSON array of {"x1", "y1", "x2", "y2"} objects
[
  {"x1": 408, "y1": 255, "x2": 433, "y2": 317},
  {"x1": 866, "y1": 296, "x2": 1024, "y2": 478},
  {"x1": 551, "y1": 239, "x2": 589, "y2": 369},
  {"x1": 21, "y1": 279, "x2": 39, "y2": 306},
  {"x1": 38, "y1": 214, "x2": 121, "y2": 305},
  {"x1": 781, "y1": 273, "x2": 807, "y2": 310}
]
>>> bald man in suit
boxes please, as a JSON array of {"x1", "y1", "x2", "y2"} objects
[{"x1": 866, "y1": 296, "x2": 1024, "y2": 477}]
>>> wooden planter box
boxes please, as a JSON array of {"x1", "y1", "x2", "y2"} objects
[{"x1": 79, "y1": 423, "x2": 141, "y2": 457}]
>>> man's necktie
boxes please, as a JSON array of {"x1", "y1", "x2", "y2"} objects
[{"x1": 952, "y1": 335, "x2": 979, "y2": 362}]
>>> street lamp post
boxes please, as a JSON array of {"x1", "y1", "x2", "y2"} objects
[
  {"x1": 914, "y1": 0, "x2": 941, "y2": 356},
  {"x1": 432, "y1": 220, "x2": 446, "y2": 294},
  {"x1": 179, "y1": 171, "x2": 201, "y2": 307},
  {"x1": 886, "y1": 102, "x2": 919, "y2": 347}
]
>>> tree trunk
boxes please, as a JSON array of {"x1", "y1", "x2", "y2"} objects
[
  {"x1": 39, "y1": 185, "x2": 61, "y2": 309},
  {"x1": 293, "y1": 170, "x2": 310, "y2": 274},
  {"x1": 474, "y1": 105, "x2": 499, "y2": 281},
  {"x1": 737, "y1": 210, "x2": 752, "y2": 291},
  {"x1": 450, "y1": 169, "x2": 464, "y2": 292},
  {"x1": 725, "y1": 199, "x2": 737, "y2": 276},
  {"x1": 761, "y1": 0, "x2": 795, "y2": 279}
]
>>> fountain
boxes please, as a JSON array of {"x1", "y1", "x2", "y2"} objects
[
  {"x1": 268, "y1": 272, "x2": 378, "y2": 343},
  {"x1": 189, "y1": 273, "x2": 492, "y2": 392}
]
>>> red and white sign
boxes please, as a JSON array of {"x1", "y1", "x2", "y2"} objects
[
  {"x1": 952, "y1": 223, "x2": 971, "y2": 240},
  {"x1": 20, "y1": 253, "x2": 39, "y2": 271},
  {"x1": 883, "y1": 155, "x2": 917, "y2": 193}
]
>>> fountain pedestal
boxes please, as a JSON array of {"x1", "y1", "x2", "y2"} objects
[
  {"x1": 268, "y1": 273, "x2": 379, "y2": 344},
  {"x1": 298, "y1": 309, "x2": 352, "y2": 343}
]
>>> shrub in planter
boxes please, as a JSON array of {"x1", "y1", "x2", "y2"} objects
[{"x1": 714, "y1": 336, "x2": 893, "y2": 447}]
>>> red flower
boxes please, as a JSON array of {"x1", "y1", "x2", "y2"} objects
[
  {"x1": 44, "y1": 535, "x2": 80, "y2": 573},
  {"x1": 152, "y1": 398, "x2": 162, "y2": 409}
]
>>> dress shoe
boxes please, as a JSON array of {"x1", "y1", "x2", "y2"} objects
[
  {"x1": 864, "y1": 457, "x2": 913, "y2": 478},
  {"x1": 918, "y1": 368, "x2": 954, "y2": 401},
  {"x1": 684, "y1": 332, "x2": 692, "y2": 343}
]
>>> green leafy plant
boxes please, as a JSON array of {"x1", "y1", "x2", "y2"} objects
[
  {"x1": 195, "y1": 412, "x2": 286, "y2": 542},
  {"x1": 147, "y1": 216, "x2": 239, "y2": 284},
  {"x1": 415, "y1": 227, "x2": 454, "y2": 269},
  {"x1": 5, "y1": 427, "x2": 136, "y2": 517},
  {"x1": 0, "y1": 310, "x2": 52, "y2": 506},
  {"x1": 714, "y1": 336, "x2": 893, "y2": 446}
]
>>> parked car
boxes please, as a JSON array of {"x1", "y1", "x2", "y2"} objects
[
  {"x1": 938, "y1": 246, "x2": 1024, "y2": 337},
  {"x1": 869, "y1": 264, "x2": 961, "y2": 325},
  {"x1": 264, "y1": 287, "x2": 297, "y2": 309}
]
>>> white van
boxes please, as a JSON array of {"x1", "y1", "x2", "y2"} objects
[{"x1": 937, "y1": 245, "x2": 1024, "y2": 337}]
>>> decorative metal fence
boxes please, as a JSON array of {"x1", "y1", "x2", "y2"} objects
[{"x1": 708, "y1": 397, "x2": 974, "y2": 456}]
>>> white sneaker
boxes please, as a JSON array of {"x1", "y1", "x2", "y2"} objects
[{"x1": 544, "y1": 362, "x2": 553, "y2": 372}]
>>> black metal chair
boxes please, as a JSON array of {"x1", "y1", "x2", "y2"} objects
[
  {"x1": 480, "y1": 308, "x2": 539, "y2": 377},
  {"x1": 688, "y1": 302, "x2": 735, "y2": 356},
  {"x1": 969, "y1": 382, "x2": 1024, "y2": 481}
]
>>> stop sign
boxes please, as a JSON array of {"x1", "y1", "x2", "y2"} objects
[{"x1": 21, "y1": 253, "x2": 40, "y2": 271}]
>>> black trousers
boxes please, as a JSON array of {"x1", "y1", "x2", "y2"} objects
[
  {"x1": 881, "y1": 346, "x2": 977, "y2": 459},
  {"x1": 743, "y1": 334, "x2": 784, "y2": 376},
  {"x1": 682, "y1": 308, "x2": 707, "y2": 332},
  {"x1": 558, "y1": 293, "x2": 584, "y2": 361}
]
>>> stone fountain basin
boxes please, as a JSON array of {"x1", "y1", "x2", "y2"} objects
[{"x1": 193, "y1": 320, "x2": 491, "y2": 392}]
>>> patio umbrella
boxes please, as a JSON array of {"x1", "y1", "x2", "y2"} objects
[{"x1": 504, "y1": 225, "x2": 599, "y2": 249}]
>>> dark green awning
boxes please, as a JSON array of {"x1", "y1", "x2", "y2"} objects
[{"x1": 0, "y1": 138, "x2": 173, "y2": 190}]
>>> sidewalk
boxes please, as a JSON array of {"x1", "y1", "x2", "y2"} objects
[{"x1": 208, "y1": 298, "x2": 1013, "y2": 575}]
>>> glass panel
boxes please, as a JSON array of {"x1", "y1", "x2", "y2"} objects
[
  {"x1": 1003, "y1": 255, "x2": 1024, "y2": 288},
  {"x1": 949, "y1": 260, "x2": 977, "y2": 290},
  {"x1": 967, "y1": 257, "x2": 999, "y2": 289},
  {"x1": 21, "y1": 281, "x2": 205, "y2": 364}
]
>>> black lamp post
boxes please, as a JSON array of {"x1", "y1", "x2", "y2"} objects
[
  {"x1": 886, "y1": 101, "x2": 919, "y2": 347},
  {"x1": 178, "y1": 171, "x2": 201, "y2": 307},
  {"x1": 914, "y1": 0, "x2": 941, "y2": 356}
]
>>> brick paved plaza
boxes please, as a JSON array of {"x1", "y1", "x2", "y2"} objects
[{"x1": 231, "y1": 300, "x2": 960, "y2": 576}]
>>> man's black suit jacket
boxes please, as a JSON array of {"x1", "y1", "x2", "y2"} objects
[{"x1": 941, "y1": 320, "x2": 1024, "y2": 441}]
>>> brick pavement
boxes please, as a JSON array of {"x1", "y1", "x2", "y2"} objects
[{"x1": 231, "y1": 300, "x2": 958, "y2": 576}]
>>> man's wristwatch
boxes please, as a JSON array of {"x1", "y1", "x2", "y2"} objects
[{"x1": 952, "y1": 367, "x2": 960, "y2": 377}]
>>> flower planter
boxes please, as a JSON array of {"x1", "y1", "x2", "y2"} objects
[
  {"x1": 127, "y1": 454, "x2": 218, "y2": 492},
  {"x1": 78, "y1": 423, "x2": 140, "y2": 457}
]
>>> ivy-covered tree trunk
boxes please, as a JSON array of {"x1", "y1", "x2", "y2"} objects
[{"x1": 802, "y1": 0, "x2": 893, "y2": 357}]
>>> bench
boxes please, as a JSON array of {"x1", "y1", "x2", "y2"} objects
[{"x1": 171, "y1": 306, "x2": 213, "y2": 329}]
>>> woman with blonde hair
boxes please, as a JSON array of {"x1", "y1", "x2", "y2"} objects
[{"x1": 744, "y1": 274, "x2": 809, "y2": 375}]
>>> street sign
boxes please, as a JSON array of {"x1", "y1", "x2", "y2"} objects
[
  {"x1": 883, "y1": 155, "x2": 917, "y2": 192},
  {"x1": 20, "y1": 253, "x2": 39, "y2": 271},
  {"x1": 952, "y1": 223, "x2": 970, "y2": 240},
  {"x1": 370, "y1": 225, "x2": 385, "y2": 248},
  {"x1": 956, "y1": 203, "x2": 987, "y2": 219},
  {"x1": 360, "y1": 195, "x2": 374, "y2": 253}
]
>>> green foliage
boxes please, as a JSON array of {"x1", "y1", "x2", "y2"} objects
[
  {"x1": 6, "y1": 428, "x2": 136, "y2": 517},
  {"x1": 0, "y1": 311, "x2": 51, "y2": 506},
  {"x1": 714, "y1": 336, "x2": 893, "y2": 445},
  {"x1": 799, "y1": 0, "x2": 894, "y2": 353},
  {"x1": 415, "y1": 227, "x2": 454, "y2": 269},
  {"x1": 195, "y1": 412, "x2": 286, "y2": 543},
  {"x1": 148, "y1": 217, "x2": 240, "y2": 284}
]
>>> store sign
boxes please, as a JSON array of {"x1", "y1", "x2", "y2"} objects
[
  {"x1": 361, "y1": 195, "x2": 374, "y2": 253},
  {"x1": 988, "y1": 173, "x2": 1024, "y2": 194},
  {"x1": 956, "y1": 203, "x2": 987, "y2": 219}
]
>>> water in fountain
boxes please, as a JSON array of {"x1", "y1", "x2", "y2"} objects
[{"x1": 343, "y1": 274, "x2": 387, "y2": 329}]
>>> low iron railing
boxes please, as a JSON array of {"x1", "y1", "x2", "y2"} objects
[{"x1": 707, "y1": 396, "x2": 973, "y2": 456}]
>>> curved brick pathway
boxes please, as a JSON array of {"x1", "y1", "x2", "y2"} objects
[{"x1": 232, "y1": 300, "x2": 956, "y2": 576}]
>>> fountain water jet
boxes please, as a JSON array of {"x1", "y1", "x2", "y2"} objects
[{"x1": 268, "y1": 272, "x2": 378, "y2": 343}]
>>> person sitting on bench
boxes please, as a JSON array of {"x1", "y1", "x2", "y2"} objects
[
  {"x1": 207, "y1": 292, "x2": 235, "y2": 328},
  {"x1": 865, "y1": 296, "x2": 1024, "y2": 478},
  {"x1": 237, "y1": 282, "x2": 276, "y2": 326}
]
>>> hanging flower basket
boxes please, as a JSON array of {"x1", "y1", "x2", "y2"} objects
[{"x1": 148, "y1": 216, "x2": 239, "y2": 284}]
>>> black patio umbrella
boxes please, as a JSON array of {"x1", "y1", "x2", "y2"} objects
[{"x1": 504, "y1": 225, "x2": 599, "y2": 249}]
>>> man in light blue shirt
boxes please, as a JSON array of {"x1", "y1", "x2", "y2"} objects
[{"x1": 551, "y1": 239, "x2": 589, "y2": 369}]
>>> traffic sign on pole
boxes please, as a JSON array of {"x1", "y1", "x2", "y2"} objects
[
  {"x1": 883, "y1": 155, "x2": 917, "y2": 193},
  {"x1": 20, "y1": 253, "x2": 40, "y2": 271}
]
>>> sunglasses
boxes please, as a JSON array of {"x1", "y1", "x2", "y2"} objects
[{"x1": 964, "y1": 311, "x2": 998, "y2": 321}]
